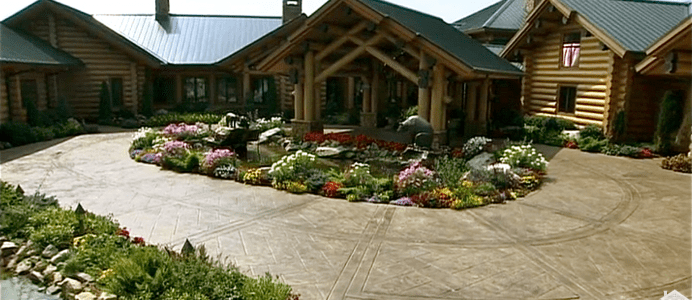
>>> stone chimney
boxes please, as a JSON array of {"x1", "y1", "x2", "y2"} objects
[
  {"x1": 283, "y1": 0, "x2": 302, "y2": 23},
  {"x1": 156, "y1": 0, "x2": 170, "y2": 22}
]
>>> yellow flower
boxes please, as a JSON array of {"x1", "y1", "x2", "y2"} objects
[{"x1": 99, "y1": 269, "x2": 115, "y2": 280}]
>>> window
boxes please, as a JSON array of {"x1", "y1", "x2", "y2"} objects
[
  {"x1": 184, "y1": 77, "x2": 208, "y2": 103},
  {"x1": 252, "y1": 76, "x2": 276, "y2": 103},
  {"x1": 558, "y1": 86, "x2": 577, "y2": 113},
  {"x1": 154, "y1": 76, "x2": 176, "y2": 105},
  {"x1": 109, "y1": 78, "x2": 123, "y2": 108},
  {"x1": 20, "y1": 79, "x2": 38, "y2": 109},
  {"x1": 562, "y1": 32, "x2": 581, "y2": 68},
  {"x1": 217, "y1": 76, "x2": 238, "y2": 103}
]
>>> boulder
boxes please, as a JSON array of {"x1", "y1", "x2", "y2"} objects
[
  {"x1": 0, "y1": 236, "x2": 7, "y2": 243},
  {"x1": 34, "y1": 259, "x2": 48, "y2": 272},
  {"x1": 0, "y1": 241, "x2": 18, "y2": 256},
  {"x1": 258, "y1": 128, "x2": 283, "y2": 144},
  {"x1": 29, "y1": 270, "x2": 45, "y2": 283},
  {"x1": 75, "y1": 272, "x2": 94, "y2": 283},
  {"x1": 51, "y1": 249, "x2": 70, "y2": 264},
  {"x1": 47, "y1": 285, "x2": 62, "y2": 295},
  {"x1": 285, "y1": 141, "x2": 301, "y2": 152},
  {"x1": 97, "y1": 292, "x2": 118, "y2": 300},
  {"x1": 76, "y1": 292, "x2": 97, "y2": 300},
  {"x1": 315, "y1": 146, "x2": 344, "y2": 158},
  {"x1": 467, "y1": 152, "x2": 495, "y2": 170},
  {"x1": 6, "y1": 256, "x2": 18, "y2": 269},
  {"x1": 43, "y1": 264, "x2": 58, "y2": 277},
  {"x1": 15, "y1": 244, "x2": 36, "y2": 259},
  {"x1": 42, "y1": 244, "x2": 59, "y2": 258},
  {"x1": 61, "y1": 278, "x2": 83, "y2": 294},
  {"x1": 15, "y1": 258, "x2": 32, "y2": 275}
]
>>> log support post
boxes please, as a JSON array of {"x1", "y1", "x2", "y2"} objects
[
  {"x1": 292, "y1": 50, "x2": 322, "y2": 137},
  {"x1": 464, "y1": 81, "x2": 478, "y2": 137},
  {"x1": 347, "y1": 77, "x2": 355, "y2": 109},
  {"x1": 418, "y1": 51, "x2": 431, "y2": 122},
  {"x1": 430, "y1": 64, "x2": 447, "y2": 146}
]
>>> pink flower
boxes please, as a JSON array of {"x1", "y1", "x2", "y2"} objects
[{"x1": 203, "y1": 148, "x2": 235, "y2": 170}]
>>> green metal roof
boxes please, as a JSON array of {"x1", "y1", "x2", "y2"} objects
[
  {"x1": 560, "y1": 0, "x2": 690, "y2": 52},
  {"x1": 0, "y1": 23, "x2": 82, "y2": 66},
  {"x1": 359, "y1": 0, "x2": 523, "y2": 75},
  {"x1": 453, "y1": 0, "x2": 508, "y2": 32}
]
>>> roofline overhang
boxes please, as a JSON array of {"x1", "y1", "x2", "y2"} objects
[
  {"x1": 215, "y1": 14, "x2": 308, "y2": 68},
  {"x1": 259, "y1": 0, "x2": 520, "y2": 77},
  {"x1": 4, "y1": 0, "x2": 164, "y2": 68},
  {"x1": 635, "y1": 17, "x2": 692, "y2": 74},
  {"x1": 500, "y1": 0, "x2": 629, "y2": 59},
  {"x1": 464, "y1": 27, "x2": 518, "y2": 36}
]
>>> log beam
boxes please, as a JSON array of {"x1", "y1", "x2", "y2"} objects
[
  {"x1": 315, "y1": 34, "x2": 383, "y2": 83},
  {"x1": 315, "y1": 21, "x2": 369, "y2": 61},
  {"x1": 363, "y1": 45, "x2": 418, "y2": 84}
]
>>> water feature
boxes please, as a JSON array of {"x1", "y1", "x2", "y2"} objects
[{"x1": 0, "y1": 277, "x2": 60, "y2": 300}]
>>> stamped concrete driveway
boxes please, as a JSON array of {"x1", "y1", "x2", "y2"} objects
[{"x1": 1, "y1": 132, "x2": 690, "y2": 300}]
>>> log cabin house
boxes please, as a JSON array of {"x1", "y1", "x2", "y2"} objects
[
  {"x1": 500, "y1": 0, "x2": 690, "y2": 144},
  {"x1": 1, "y1": 0, "x2": 306, "y2": 123},
  {"x1": 452, "y1": 0, "x2": 530, "y2": 55}
]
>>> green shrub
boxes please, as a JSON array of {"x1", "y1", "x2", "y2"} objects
[
  {"x1": 661, "y1": 154, "x2": 691, "y2": 173},
  {"x1": 0, "y1": 121, "x2": 37, "y2": 146},
  {"x1": 402, "y1": 106, "x2": 418, "y2": 119},
  {"x1": 64, "y1": 233, "x2": 131, "y2": 277},
  {"x1": 162, "y1": 151, "x2": 203, "y2": 173},
  {"x1": 655, "y1": 90, "x2": 685, "y2": 155},
  {"x1": 104, "y1": 245, "x2": 175, "y2": 298},
  {"x1": 434, "y1": 156, "x2": 468, "y2": 188},
  {"x1": 146, "y1": 113, "x2": 223, "y2": 127},
  {"x1": 579, "y1": 125, "x2": 604, "y2": 140},
  {"x1": 473, "y1": 182, "x2": 497, "y2": 196},
  {"x1": 27, "y1": 207, "x2": 79, "y2": 249},
  {"x1": 578, "y1": 136, "x2": 609, "y2": 153},
  {"x1": 451, "y1": 187, "x2": 484, "y2": 209},
  {"x1": 99, "y1": 81, "x2": 112, "y2": 123},
  {"x1": 602, "y1": 144, "x2": 641, "y2": 157},
  {"x1": 241, "y1": 274, "x2": 294, "y2": 300},
  {"x1": 32, "y1": 127, "x2": 56, "y2": 141}
]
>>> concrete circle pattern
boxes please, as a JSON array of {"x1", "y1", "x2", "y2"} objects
[{"x1": 1, "y1": 133, "x2": 690, "y2": 299}]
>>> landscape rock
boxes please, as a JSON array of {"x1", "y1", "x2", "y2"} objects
[
  {"x1": 285, "y1": 141, "x2": 301, "y2": 152},
  {"x1": 34, "y1": 259, "x2": 48, "y2": 272},
  {"x1": 16, "y1": 244, "x2": 36, "y2": 259},
  {"x1": 315, "y1": 146, "x2": 345, "y2": 158},
  {"x1": 61, "y1": 278, "x2": 83, "y2": 294},
  {"x1": 28, "y1": 270, "x2": 45, "y2": 283},
  {"x1": 75, "y1": 272, "x2": 94, "y2": 283},
  {"x1": 43, "y1": 264, "x2": 58, "y2": 277},
  {"x1": 51, "y1": 249, "x2": 70, "y2": 264},
  {"x1": 1, "y1": 241, "x2": 18, "y2": 256},
  {"x1": 6, "y1": 256, "x2": 18, "y2": 269},
  {"x1": 47, "y1": 285, "x2": 62, "y2": 295},
  {"x1": 467, "y1": 152, "x2": 495, "y2": 170},
  {"x1": 97, "y1": 292, "x2": 117, "y2": 300},
  {"x1": 15, "y1": 259, "x2": 32, "y2": 275},
  {"x1": 42, "y1": 244, "x2": 59, "y2": 258},
  {"x1": 75, "y1": 291, "x2": 97, "y2": 300},
  {"x1": 258, "y1": 128, "x2": 283, "y2": 144},
  {"x1": 0, "y1": 236, "x2": 7, "y2": 243},
  {"x1": 52, "y1": 272, "x2": 64, "y2": 284},
  {"x1": 258, "y1": 167, "x2": 272, "y2": 182}
]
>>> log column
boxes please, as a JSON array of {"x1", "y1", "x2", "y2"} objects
[
  {"x1": 360, "y1": 76, "x2": 376, "y2": 127},
  {"x1": 478, "y1": 77, "x2": 490, "y2": 134},
  {"x1": 292, "y1": 50, "x2": 323, "y2": 137},
  {"x1": 293, "y1": 81, "x2": 304, "y2": 120},
  {"x1": 347, "y1": 77, "x2": 355, "y2": 109},
  {"x1": 242, "y1": 70, "x2": 251, "y2": 107},
  {"x1": 464, "y1": 81, "x2": 478, "y2": 137},
  {"x1": 430, "y1": 64, "x2": 446, "y2": 146},
  {"x1": 418, "y1": 51, "x2": 431, "y2": 121}
]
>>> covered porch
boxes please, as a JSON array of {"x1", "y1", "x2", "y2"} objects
[{"x1": 257, "y1": 0, "x2": 523, "y2": 145}]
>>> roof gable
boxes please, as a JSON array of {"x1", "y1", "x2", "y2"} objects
[
  {"x1": 560, "y1": 0, "x2": 690, "y2": 52},
  {"x1": 358, "y1": 0, "x2": 522, "y2": 74},
  {"x1": 0, "y1": 23, "x2": 82, "y2": 66},
  {"x1": 502, "y1": 0, "x2": 691, "y2": 58},
  {"x1": 453, "y1": 0, "x2": 507, "y2": 32},
  {"x1": 95, "y1": 15, "x2": 283, "y2": 65}
]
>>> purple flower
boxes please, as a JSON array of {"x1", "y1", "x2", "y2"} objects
[
  {"x1": 162, "y1": 140, "x2": 190, "y2": 158},
  {"x1": 140, "y1": 153, "x2": 161, "y2": 164},
  {"x1": 130, "y1": 149, "x2": 143, "y2": 159},
  {"x1": 162, "y1": 123, "x2": 203, "y2": 139},
  {"x1": 390, "y1": 197, "x2": 415, "y2": 206},
  {"x1": 203, "y1": 148, "x2": 235, "y2": 170}
]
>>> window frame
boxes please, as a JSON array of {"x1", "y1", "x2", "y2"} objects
[
  {"x1": 561, "y1": 32, "x2": 581, "y2": 69},
  {"x1": 557, "y1": 85, "x2": 577, "y2": 114},
  {"x1": 217, "y1": 76, "x2": 238, "y2": 104},
  {"x1": 184, "y1": 76, "x2": 209, "y2": 103}
]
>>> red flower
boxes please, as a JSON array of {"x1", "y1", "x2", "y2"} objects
[
  {"x1": 565, "y1": 141, "x2": 579, "y2": 149},
  {"x1": 132, "y1": 237, "x2": 145, "y2": 245},
  {"x1": 116, "y1": 228, "x2": 130, "y2": 239},
  {"x1": 640, "y1": 148, "x2": 653, "y2": 158},
  {"x1": 321, "y1": 181, "x2": 344, "y2": 198}
]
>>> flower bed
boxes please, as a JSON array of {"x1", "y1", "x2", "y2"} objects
[
  {"x1": 129, "y1": 125, "x2": 548, "y2": 210},
  {"x1": 0, "y1": 181, "x2": 297, "y2": 300}
]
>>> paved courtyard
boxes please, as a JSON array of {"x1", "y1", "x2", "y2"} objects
[{"x1": 1, "y1": 132, "x2": 690, "y2": 300}]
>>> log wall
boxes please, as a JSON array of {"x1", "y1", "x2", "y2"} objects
[
  {"x1": 21, "y1": 14, "x2": 144, "y2": 120},
  {"x1": 523, "y1": 24, "x2": 613, "y2": 127}
]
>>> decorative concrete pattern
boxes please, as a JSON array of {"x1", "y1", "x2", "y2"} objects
[{"x1": 1, "y1": 132, "x2": 690, "y2": 299}]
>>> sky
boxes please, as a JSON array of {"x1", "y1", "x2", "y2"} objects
[{"x1": 0, "y1": 0, "x2": 504, "y2": 24}]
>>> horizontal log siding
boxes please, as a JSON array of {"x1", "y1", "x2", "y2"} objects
[
  {"x1": 22, "y1": 15, "x2": 144, "y2": 119},
  {"x1": 0, "y1": 70, "x2": 7, "y2": 123},
  {"x1": 523, "y1": 24, "x2": 614, "y2": 126}
]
